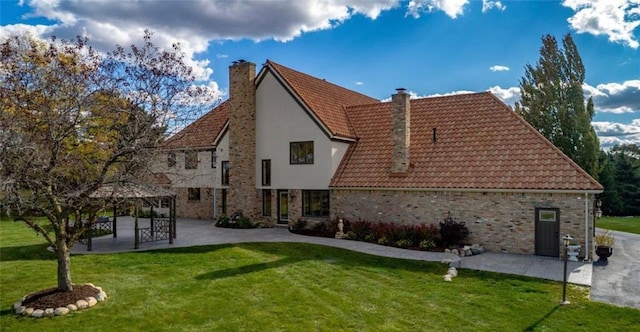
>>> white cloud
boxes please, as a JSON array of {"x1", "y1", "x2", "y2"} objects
[
  {"x1": 583, "y1": 80, "x2": 640, "y2": 113},
  {"x1": 562, "y1": 0, "x2": 640, "y2": 49},
  {"x1": 355, "y1": 81, "x2": 364, "y2": 85},
  {"x1": 1, "y1": 0, "x2": 399, "y2": 83},
  {"x1": 216, "y1": 54, "x2": 228, "y2": 59},
  {"x1": 407, "y1": 0, "x2": 469, "y2": 19},
  {"x1": 488, "y1": 86, "x2": 520, "y2": 106},
  {"x1": 482, "y1": 1, "x2": 506, "y2": 13},
  {"x1": 489, "y1": 65, "x2": 509, "y2": 72},
  {"x1": 592, "y1": 119, "x2": 640, "y2": 147}
]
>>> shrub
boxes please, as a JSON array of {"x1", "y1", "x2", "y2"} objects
[
  {"x1": 215, "y1": 215, "x2": 230, "y2": 227},
  {"x1": 347, "y1": 219, "x2": 373, "y2": 241},
  {"x1": 395, "y1": 239, "x2": 414, "y2": 248},
  {"x1": 215, "y1": 214, "x2": 259, "y2": 229},
  {"x1": 439, "y1": 212, "x2": 469, "y2": 248},
  {"x1": 419, "y1": 239, "x2": 436, "y2": 250}
]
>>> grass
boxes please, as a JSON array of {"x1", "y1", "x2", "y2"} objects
[
  {"x1": 597, "y1": 216, "x2": 640, "y2": 234},
  {"x1": 2, "y1": 219, "x2": 639, "y2": 331}
]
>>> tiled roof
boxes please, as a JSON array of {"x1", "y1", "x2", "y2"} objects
[
  {"x1": 162, "y1": 101, "x2": 229, "y2": 149},
  {"x1": 266, "y1": 61, "x2": 378, "y2": 139},
  {"x1": 331, "y1": 92, "x2": 603, "y2": 191}
]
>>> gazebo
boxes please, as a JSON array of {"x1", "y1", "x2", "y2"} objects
[{"x1": 85, "y1": 183, "x2": 177, "y2": 251}]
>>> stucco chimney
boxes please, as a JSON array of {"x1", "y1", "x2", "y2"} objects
[
  {"x1": 391, "y1": 88, "x2": 410, "y2": 173},
  {"x1": 228, "y1": 60, "x2": 258, "y2": 217}
]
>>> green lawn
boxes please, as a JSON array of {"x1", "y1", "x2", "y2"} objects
[
  {"x1": 597, "y1": 216, "x2": 640, "y2": 234},
  {"x1": 1, "y1": 219, "x2": 639, "y2": 331}
]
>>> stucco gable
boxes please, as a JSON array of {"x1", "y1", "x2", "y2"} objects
[{"x1": 257, "y1": 60, "x2": 378, "y2": 140}]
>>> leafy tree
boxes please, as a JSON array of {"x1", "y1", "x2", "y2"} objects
[
  {"x1": 0, "y1": 31, "x2": 214, "y2": 291},
  {"x1": 515, "y1": 33, "x2": 599, "y2": 177},
  {"x1": 597, "y1": 144, "x2": 640, "y2": 216}
]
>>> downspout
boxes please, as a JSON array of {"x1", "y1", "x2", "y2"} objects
[
  {"x1": 213, "y1": 147, "x2": 218, "y2": 220},
  {"x1": 584, "y1": 192, "x2": 589, "y2": 261}
]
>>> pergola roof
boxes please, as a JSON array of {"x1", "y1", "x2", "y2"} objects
[{"x1": 89, "y1": 183, "x2": 176, "y2": 199}]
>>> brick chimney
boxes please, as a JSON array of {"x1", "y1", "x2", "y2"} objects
[
  {"x1": 391, "y1": 88, "x2": 410, "y2": 173},
  {"x1": 228, "y1": 60, "x2": 257, "y2": 217}
]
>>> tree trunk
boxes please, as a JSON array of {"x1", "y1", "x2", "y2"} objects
[{"x1": 56, "y1": 234, "x2": 73, "y2": 291}]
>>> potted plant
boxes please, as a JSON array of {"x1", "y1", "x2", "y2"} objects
[{"x1": 594, "y1": 229, "x2": 614, "y2": 262}]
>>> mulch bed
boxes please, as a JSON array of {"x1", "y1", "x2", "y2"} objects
[{"x1": 21, "y1": 285, "x2": 99, "y2": 310}]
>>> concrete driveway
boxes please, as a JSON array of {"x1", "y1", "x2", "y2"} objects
[{"x1": 590, "y1": 229, "x2": 640, "y2": 309}]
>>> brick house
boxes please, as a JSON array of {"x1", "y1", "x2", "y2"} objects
[{"x1": 159, "y1": 60, "x2": 602, "y2": 259}]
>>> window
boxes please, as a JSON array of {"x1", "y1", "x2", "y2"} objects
[
  {"x1": 185, "y1": 150, "x2": 198, "y2": 169},
  {"x1": 167, "y1": 152, "x2": 176, "y2": 168},
  {"x1": 221, "y1": 189, "x2": 227, "y2": 215},
  {"x1": 539, "y1": 210, "x2": 557, "y2": 221},
  {"x1": 188, "y1": 188, "x2": 201, "y2": 201},
  {"x1": 262, "y1": 190, "x2": 272, "y2": 216},
  {"x1": 221, "y1": 161, "x2": 229, "y2": 185},
  {"x1": 211, "y1": 149, "x2": 217, "y2": 168},
  {"x1": 302, "y1": 190, "x2": 330, "y2": 217},
  {"x1": 262, "y1": 159, "x2": 271, "y2": 186},
  {"x1": 290, "y1": 141, "x2": 314, "y2": 164}
]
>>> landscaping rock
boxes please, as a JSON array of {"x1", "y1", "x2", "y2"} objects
[
  {"x1": 440, "y1": 259, "x2": 452, "y2": 264},
  {"x1": 76, "y1": 299, "x2": 89, "y2": 309},
  {"x1": 448, "y1": 267, "x2": 458, "y2": 277},
  {"x1": 96, "y1": 291, "x2": 107, "y2": 301},
  {"x1": 44, "y1": 308, "x2": 55, "y2": 317},
  {"x1": 32, "y1": 309, "x2": 44, "y2": 318},
  {"x1": 55, "y1": 307, "x2": 70, "y2": 316},
  {"x1": 86, "y1": 297, "x2": 98, "y2": 307},
  {"x1": 443, "y1": 274, "x2": 452, "y2": 282},
  {"x1": 13, "y1": 301, "x2": 23, "y2": 310},
  {"x1": 15, "y1": 306, "x2": 26, "y2": 315},
  {"x1": 450, "y1": 249, "x2": 458, "y2": 255},
  {"x1": 445, "y1": 249, "x2": 451, "y2": 253},
  {"x1": 24, "y1": 308, "x2": 34, "y2": 316},
  {"x1": 465, "y1": 249, "x2": 473, "y2": 256},
  {"x1": 471, "y1": 248, "x2": 483, "y2": 255},
  {"x1": 66, "y1": 304, "x2": 78, "y2": 311}
]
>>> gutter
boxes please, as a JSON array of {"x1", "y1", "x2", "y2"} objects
[
  {"x1": 329, "y1": 186, "x2": 604, "y2": 195},
  {"x1": 584, "y1": 192, "x2": 590, "y2": 261}
]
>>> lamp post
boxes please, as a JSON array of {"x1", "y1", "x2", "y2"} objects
[{"x1": 562, "y1": 234, "x2": 573, "y2": 305}]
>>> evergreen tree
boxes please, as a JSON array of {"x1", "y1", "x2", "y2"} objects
[{"x1": 515, "y1": 34, "x2": 599, "y2": 177}]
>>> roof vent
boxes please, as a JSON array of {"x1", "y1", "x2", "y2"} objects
[{"x1": 433, "y1": 128, "x2": 437, "y2": 143}]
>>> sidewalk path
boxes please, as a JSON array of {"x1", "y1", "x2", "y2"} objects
[{"x1": 72, "y1": 217, "x2": 593, "y2": 287}]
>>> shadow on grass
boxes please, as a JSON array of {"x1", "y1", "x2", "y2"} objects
[
  {"x1": 0, "y1": 243, "x2": 56, "y2": 261},
  {"x1": 195, "y1": 256, "x2": 301, "y2": 280},
  {"x1": 193, "y1": 242, "x2": 449, "y2": 281},
  {"x1": 0, "y1": 308, "x2": 16, "y2": 317},
  {"x1": 524, "y1": 305, "x2": 560, "y2": 331}
]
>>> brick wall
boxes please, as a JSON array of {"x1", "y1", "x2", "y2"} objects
[
  {"x1": 175, "y1": 187, "x2": 214, "y2": 220},
  {"x1": 228, "y1": 61, "x2": 258, "y2": 218},
  {"x1": 331, "y1": 189, "x2": 594, "y2": 257}
]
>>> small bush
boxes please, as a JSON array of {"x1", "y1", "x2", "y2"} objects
[
  {"x1": 215, "y1": 214, "x2": 259, "y2": 229},
  {"x1": 439, "y1": 212, "x2": 469, "y2": 248},
  {"x1": 395, "y1": 239, "x2": 414, "y2": 248},
  {"x1": 347, "y1": 219, "x2": 373, "y2": 241},
  {"x1": 419, "y1": 239, "x2": 436, "y2": 250}
]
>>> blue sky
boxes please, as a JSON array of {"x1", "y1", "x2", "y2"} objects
[{"x1": 2, "y1": 0, "x2": 639, "y2": 148}]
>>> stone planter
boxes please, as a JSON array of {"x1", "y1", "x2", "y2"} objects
[
  {"x1": 595, "y1": 246, "x2": 613, "y2": 262},
  {"x1": 567, "y1": 245, "x2": 581, "y2": 262}
]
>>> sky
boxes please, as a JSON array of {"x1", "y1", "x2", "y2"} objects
[{"x1": 1, "y1": 0, "x2": 639, "y2": 148}]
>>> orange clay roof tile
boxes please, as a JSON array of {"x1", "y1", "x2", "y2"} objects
[
  {"x1": 266, "y1": 61, "x2": 378, "y2": 139},
  {"x1": 330, "y1": 92, "x2": 602, "y2": 191},
  {"x1": 162, "y1": 101, "x2": 229, "y2": 149}
]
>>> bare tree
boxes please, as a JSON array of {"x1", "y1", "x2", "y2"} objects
[{"x1": 0, "y1": 31, "x2": 214, "y2": 292}]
